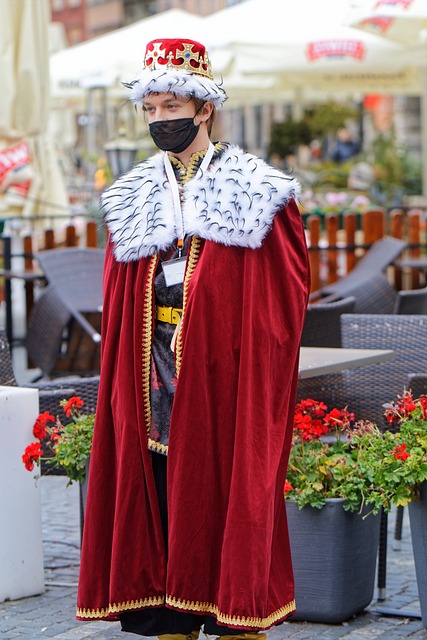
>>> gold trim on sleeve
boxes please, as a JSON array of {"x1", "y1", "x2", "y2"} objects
[
  {"x1": 148, "y1": 437, "x2": 169, "y2": 454},
  {"x1": 175, "y1": 235, "x2": 202, "y2": 377}
]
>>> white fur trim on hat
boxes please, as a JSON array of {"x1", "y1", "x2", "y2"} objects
[{"x1": 125, "y1": 68, "x2": 227, "y2": 109}]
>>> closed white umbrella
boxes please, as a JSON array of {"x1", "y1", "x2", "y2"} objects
[
  {"x1": 348, "y1": 0, "x2": 427, "y2": 195},
  {"x1": 0, "y1": 0, "x2": 68, "y2": 216}
]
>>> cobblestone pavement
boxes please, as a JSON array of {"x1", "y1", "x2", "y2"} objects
[{"x1": 1, "y1": 476, "x2": 426, "y2": 639}]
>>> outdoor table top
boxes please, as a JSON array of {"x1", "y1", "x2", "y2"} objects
[{"x1": 299, "y1": 346, "x2": 395, "y2": 379}]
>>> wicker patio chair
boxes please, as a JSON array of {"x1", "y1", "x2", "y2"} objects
[
  {"x1": 0, "y1": 331, "x2": 17, "y2": 386},
  {"x1": 34, "y1": 247, "x2": 104, "y2": 307},
  {"x1": 394, "y1": 286, "x2": 427, "y2": 314},
  {"x1": 25, "y1": 286, "x2": 72, "y2": 379},
  {"x1": 339, "y1": 314, "x2": 427, "y2": 426},
  {"x1": 27, "y1": 248, "x2": 104, "y2": 376},
  {"x1": 301, "y1": 296, "x2": 356, "y2": 348},
  {"x1": 297, "y1": 313, "x2": 427, "y2": 600},
  {"x1": 314, "y1": 272, "x2": 398, "y2": 314},
  {"x1": 25, "y1": 282, "x2": 102, "y2": 379},
  {"x1": 310, "y1": 236, "x2": 407, "y2": 311},
  {"x1": 407, "y1": 372, "x2": 427, "y2": 397},
  {"x1": 34, "y1": 247, "x2": 104, "y2": 343}
]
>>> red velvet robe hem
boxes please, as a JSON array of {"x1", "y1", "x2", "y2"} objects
[{"x1": 76, "y1": 199, "x2": 310, "y2": 629}]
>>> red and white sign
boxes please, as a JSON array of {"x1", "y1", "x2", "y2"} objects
[
  {"x1": 360, "y1": 16, "x2": 395, "y2": 32},
  {"x1": 0, "y1": 141, "x2": 32, "y2": 197},
  {"x1": 307, "y1": 40, "x2": 365, "y2": 61}
]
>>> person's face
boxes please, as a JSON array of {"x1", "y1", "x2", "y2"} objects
[{"x1": 142, "y1": 93, "x2": 197, "y2": 124}]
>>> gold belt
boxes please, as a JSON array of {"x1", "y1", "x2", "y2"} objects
[{"x1": 156, "y1": 305, "x2": 183, "y2": 325}]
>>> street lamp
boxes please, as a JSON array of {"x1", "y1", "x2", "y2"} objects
[{"x1": 104, "y1": 128, "x2": 138, "y2": 178}]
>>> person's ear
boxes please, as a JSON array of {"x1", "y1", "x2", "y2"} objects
[{"x1": 196, "y1": 102, "x2": 213, "y2": 124}]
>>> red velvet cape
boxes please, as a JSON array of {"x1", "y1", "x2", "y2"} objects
[{"x1": 77, "y1": 199, "x2": 310, "y2": 630}]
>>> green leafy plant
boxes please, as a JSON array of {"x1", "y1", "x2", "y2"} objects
[
  {"x1": 359, "y1": 390, "x2": 427, "y2": 512},
  {"x1": 285, "y1": 393, "x2": 427, "y2": 514},
  {"x1": 268, "y1": 116, "x2": 313, "y2": 158},
  {"x1": 268, "y1": 101, "x2": 359, "y2": 160},
  {"x1": 22, "y1": 397, "x2": 94, "y2": 484}
]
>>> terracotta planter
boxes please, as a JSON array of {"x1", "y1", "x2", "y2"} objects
[
  {"x1": 408, "y1": 482, "x2": 427, "y2": 629},
  {"x1": 286, "y1": 498, "x2": 380, "y2": 623}
]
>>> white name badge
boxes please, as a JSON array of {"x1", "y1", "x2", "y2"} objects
[{"x1": 162, "y1": 257, "x2": 186, "y2": 287}]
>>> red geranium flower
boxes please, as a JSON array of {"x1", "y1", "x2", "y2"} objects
[
  {"x1": 22, "y1": 442, "x2": 43, "y2": 471},
  {"x1": 284, "y1": 480, "x2": 293, "y2": 493},
  {"x1": 32, "y1": 411, "x2": 55, "y2": 440},
  {"x1": 63, "y1": 396, "x2": 84, "y2": 417},
  {"x1": 294, "y1": 399, "x2": 352, "y2": 440},
  {"x1": 393, "y1": 443, "x2": 411, "y2": 461}
]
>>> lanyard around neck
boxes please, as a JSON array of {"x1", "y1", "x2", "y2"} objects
[{"x1": 163, "y1": 142, "x2": 215, "y2": 253}]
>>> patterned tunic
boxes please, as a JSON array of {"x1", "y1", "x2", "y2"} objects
[{"x1": 149, "y1": 144, "x2": 225, "y2": 454}]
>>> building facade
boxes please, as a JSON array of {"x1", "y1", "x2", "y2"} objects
[{"x1": 50, "y1": 0, "x2": 244, "y2": 44}]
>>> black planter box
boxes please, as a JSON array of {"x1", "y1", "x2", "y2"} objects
[
  {"x1": 408, "y1": 482, "x2": 427, "y2": 629},
  {"x1": 286, "y1": 498, "x2": 380, "y2": 623}
]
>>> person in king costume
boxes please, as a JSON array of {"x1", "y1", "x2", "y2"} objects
[{"x1": 77, "y1": 37, "x2": 310, "y2": 640}]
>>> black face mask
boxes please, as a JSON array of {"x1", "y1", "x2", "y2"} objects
[{"x1": 148, "y1": 117, "x2": 200, "y2": 153}]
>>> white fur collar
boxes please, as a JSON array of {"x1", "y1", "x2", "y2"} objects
[{"x1": 102, "y1": 144, "x2": 300, "y2": 262}]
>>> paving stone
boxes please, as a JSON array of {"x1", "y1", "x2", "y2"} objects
[{"x1": 1, "y1": 476, "x2": 427, "y2": 639}]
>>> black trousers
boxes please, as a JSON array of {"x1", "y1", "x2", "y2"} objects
[{"x1": 120, "y1": 453, "x2": 251, "y2": 637}]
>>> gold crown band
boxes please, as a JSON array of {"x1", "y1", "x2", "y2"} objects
[{"x1": 144, "y1": 42, "x2": 213, "y2": 80}]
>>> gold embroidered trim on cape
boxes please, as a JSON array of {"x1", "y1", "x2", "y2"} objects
[
  {"x1": 76, "y1": 594, "x2": 295, "y2": 626},
  {"x1": 166, "y1": 595, "x2": 296, "y2": 629},
  {"x1": 148, "y1": 437, "x2": 168, "y2": 454},
  {"x1": 170, "y1": 143, "x2": 223, "y2": 184},
  {"x1": 142, "y1": 255, "x2": 158, "y2": 439},
  {"x1": 170, "y1": 150, "x2": 205, "y2": 184},
  {"x1": 76, "y1": 595, "x2": 165, "y2": 619},
  {"x1": 175, "y1": 235, "x2": 202, "y2": 377}
]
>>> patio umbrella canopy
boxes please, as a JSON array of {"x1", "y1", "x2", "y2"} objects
[
  {"x1": 349, "y1": 0, "x2": 427, "y2": 46},
  {"x1": 349, "y1": 0, "x2": 427, "y2": 195},
  {"x1": 49, "y1": 8, "x2": 270, "y2": 107},
  {"x1": 0, "y1": 0, "x2": 68, "y2": 216},
  {"x1": 50, "y1": 10, "x2": 222, "y2": 98},
  {"x1": 50, "y1": 1, "x2": 425, "y2": 106},
  {"x1": 203, "y1": 0, "x2": 425, "y2": 100}
]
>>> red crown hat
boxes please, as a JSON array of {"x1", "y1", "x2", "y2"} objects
[
  {"x1": 144, "y1": 38, "x2": 213, "y2": 79},
  {"x1": 125, "y1": 37, "x2": 227, "y2": 109}
]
